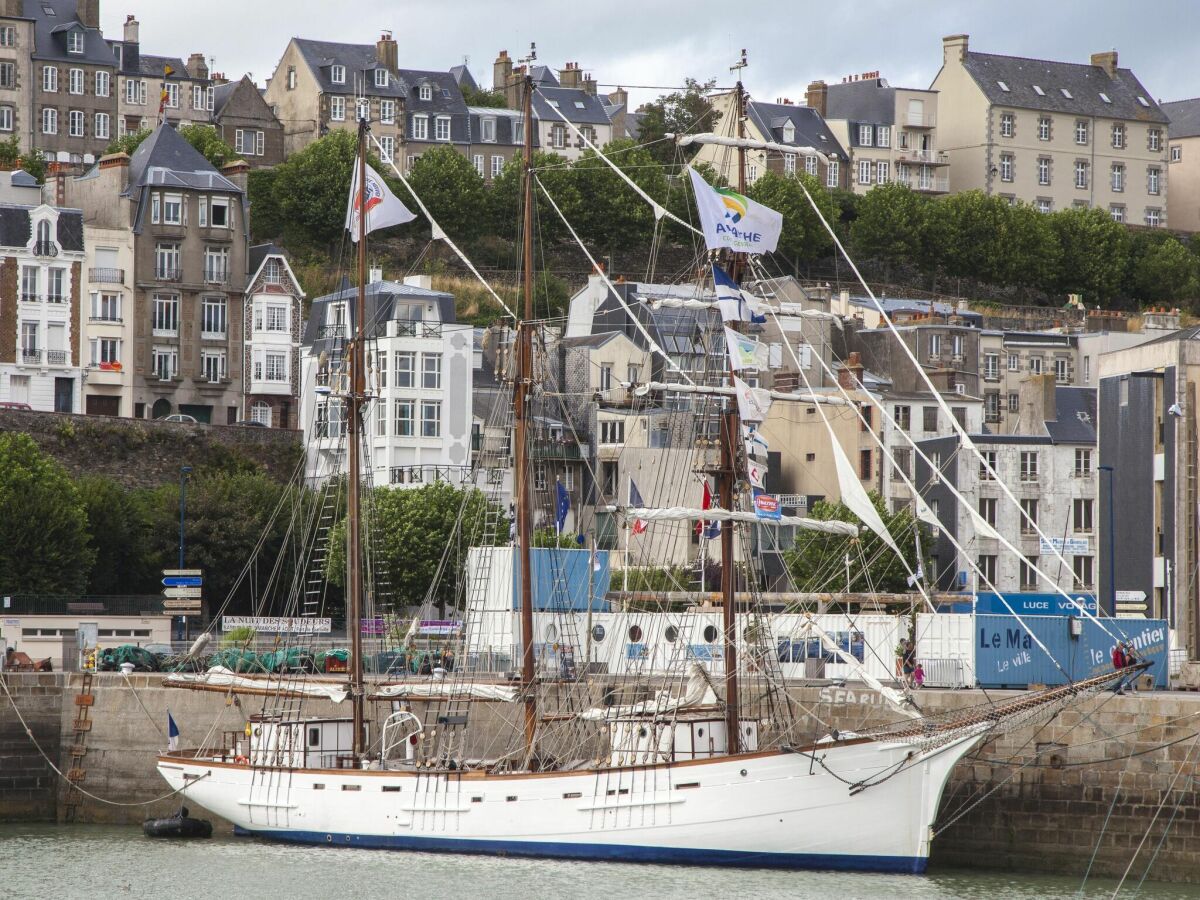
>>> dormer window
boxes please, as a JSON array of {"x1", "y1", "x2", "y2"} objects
[
  {"x1": 331, "y1": 64, "x2": 345, "y2": 84},
  {"x1": 35, "y1": 219, "x2": 53, "y2": 253},
  {"x1": 782, "y1": 121, "x2": 795, "y2": 143},
  {"x1": 418, "y1": 84, "x2": 432, "y2": 102},
  {"x1": 374, "y1": 68, "x2": 388, "y2": 88},
  {"x1": 67, "y1": 30, "x2": 83, "y2": 54}
]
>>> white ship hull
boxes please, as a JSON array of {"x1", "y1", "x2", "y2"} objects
[{"x1": 158, "y1": 732, "x2": 982, "y2": 873}]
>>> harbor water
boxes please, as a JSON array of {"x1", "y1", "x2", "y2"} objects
[{"x1": 2, "y1": 824, "x2": 1195, "y2": 900}]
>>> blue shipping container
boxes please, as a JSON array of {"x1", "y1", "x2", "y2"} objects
[
  {"x1": 512, "y1": 547, "x2": 610, "y2": 611},
  {"x1": 975, "y1": 615, "x2": 1168, "y2": 689},
  {"x1": 972, "y1": 592, "x2": 1098, "y2": 616}
]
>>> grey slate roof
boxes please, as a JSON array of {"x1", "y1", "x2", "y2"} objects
[
  {"x1": 467, "y1": 106, "x2": 527, "y2": 147},
  {"x1": 211, "y1": 81, "x2": 238, "y2": 117},
  {"x1": 825, "y1": 78, "x2": 898, "y2": 126},
  {"x1": 29, "y1": 0, "x2": 115, "y2": 65},
  {"x1": 248, "y1": 242, "x2": 284, "y2": 277},
  {"x1": 746, "y1": 101, "x2": 849, "y2": 161},
  {"x1": 533, "y1": 86, "x2": 612, "y2": 127},
  {"x1": 1163, "y1": 98, "x2": 1200, "y2": 139},
  {"x1": 0, "y1": 205, "x2": 83, "y2": 251},
  {"x1": 126, "y1": 52, "x2": 188, "y2": 78},
  {"x1": 292, "y1": 38, "x2": 406, "y2": 97},
  {"x1": 397, "y1": 68, "x2": 470, "y2": 144},
  {"x1": 1045, "y1": 386, "x2": 1097, "y2": 444},
  {"x1": 450, "y1": 64, "x2": 477, "y2": 92},
  {"x1": 531, "y1": 66, "x2": 559, "y2": 88},
  {"x1": 303, "y1": 281, "x2": 456, "y2": 347},
  {"x1": 126, "y1": 123, "x2": 242, "y2": 194},
  {"x1": 960, "y1": 51, "x2": 1168, "y2": 123}
]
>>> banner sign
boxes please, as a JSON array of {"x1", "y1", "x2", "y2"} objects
[{"x1": 222, "y1": 616, "x2": 332, "y2": 634}]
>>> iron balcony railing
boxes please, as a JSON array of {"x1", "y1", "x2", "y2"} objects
[
  {"x1": 204, "y1": 267, "x2": 229, "y2": 284},
  {"x1": 319, "y1": 324, "x2": 346, "y2": 339},
  {"x1": 46, "y1": 350, "x2": 67, "y2": 366},
  {"x1": 21, "y1": 348, "x2": 41, "y2": 364},
  {"x1": 33, "y1": 240, "x2": 57, "y2": 257},
  {"x1": 89, "y1": 268, "x2": 125, "y2": 284},
  {"x1": 155, "y1": 266, "x2": 182, "y2": 281}
]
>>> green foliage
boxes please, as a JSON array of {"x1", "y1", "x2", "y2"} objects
[
  {"x1": 634, "y1": 78, "x2": 719, "y2": 166},
  {"x1": 1049, "y1": 206, "x2": 1130, "y2": 301},
  {"x1": 488, "y1": 149, "x2": 581, "y2": 244},
  {"x1": 77, "y1": 476, "x2": 155, "y2": 594},
  {"x1": 408, "y1": 145, "x2": 487, "y2": 242},
  {"x1": 221, "y1": 625, "x2": 257, "y2": 647},
  {"x1": 930, "y1": 191, "x2": 1023, "y2": 286},
  {"x1": 532, "y1": 528, "x2": 581, "y2": 548},
  {"x1": 462, "y1": 86, "x2": 507, "y2": 108},
  {"x1": 1128, "y1": 235, "x2": 1199, "y2": 304},
  {"x1": 784, "y1": 492, "x2": 924, "y2": 594},
  {"x1": 327, "y1": 482, "x2": 505, "y2": 610},
  {"x1": 746, "y1": 171, "x2": 836, "y2": 269},
  {"x1": 104, "y1": 128, "x2": 152, "y2": 157},
  {"x1": 247, "y1": 167, "x2": 283, "y2": 243},
  {"x1": 0, "y1": 135, "x2": 46, "y2": 182},
  {"x1": 850, "y1": 183, "x2": 928, "y2": 270},
  {"x1": 617, "y1": 566, "x2": 691, "y2": 592},
  {"x1": 0, "y1": 434, "x2": 95, "y2": 594},
  {"x1": 571, "y1": 139, "x2": 670, "y2": 252}
]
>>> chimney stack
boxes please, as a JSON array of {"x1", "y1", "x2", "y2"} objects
[
  {"x1": 559, "y1": 61, "x2": 582, "y2": 90},
  {"x1": 837, "y1": 351, "x2": 864, "y2": 390},
  {"x1": 494, "y1": 50, "x2": 518, "y2": 108},
  {"x1": 186, "y1": 52, "x2": 208, "y2": 81},
  {"x1": 1091, "y1": 50, "x2": 1118, "y2": 78},
  {"x1": 376, "y1": 30, "x2": 398, "y2": 75},
  {"x1": 942, "y1": 34, "x2": 969, "y2": 65},
  {"x1": 123, "y1": 14, "x2": 139, "y2": 44},
  {"x1": 805, "y1": 80, "x2": 827, "y2": 117},
  {"x1": 76, "y1": 0, "x2": 98, "y2": 29},
  {"x1": 582, "y1": 72, "x2": 597, "y2": 96},
  {"x1": 607, "y1": 86, "x2": 628, "y2": 109},
  {"x1": 220, "y1": 160, "x2": 249, "y2": 192}
]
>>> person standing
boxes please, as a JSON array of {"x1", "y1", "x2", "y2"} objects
[{"x1": 1111, "y1": 642, "x2": 1128, "y2": 694}]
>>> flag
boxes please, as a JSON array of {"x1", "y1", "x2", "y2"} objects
[
  {"x1": 743, "y1": 425, "x2": 769, "y2": 460},
  {"x1": 159, "y1": 65, "x2": 174, "y2": 119},
  {"x1": 747, "y1": 457, "x2": 766, "y2": 490},
  {"x1": 345, "y1": 157, "x2": 417, "y2": 241},
  {"x1": 733, "y1": 375, "x2": 772, "y2": 423},
  {"x1": 906, "y1": 564, "x2": 925, "y2": 588},
  {"x1": 629, "y1": 479, "x2": 648, "y2": 536},
  {"x1": 753, "y1": 489, "x2": 781, "y2": 520},
  {"x1": 725, "y1": 327, "x2": 770, "y2": 371},
  {"x1": 555, "y1": 480, "x2": 570, "y2": 533},
  {"x1": 696, "y1": 480, "x2": 720, "y2": 538},
  {"x1": 167, "y1": 711, "x2": 180, "y2": 751},
  {"x1": 688, "y1": 166, "x2": 783, "y2": 254},
  {"x1": 713, "y1": 264, "x2": 767, "y2": 324}
]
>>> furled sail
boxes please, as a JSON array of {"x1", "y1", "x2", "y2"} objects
[
  {"x1": 578, "y1": 662, "x2": 718, "y2": 720},
  {"x1": 623, "y1": 507, "x2": 859, "y2": 536},
  {"x1": 165, "y1": 667, "x2": 350, "y2": 703},
  {"x1": 372, "y1": 682, "x2": 518, "y2": 702}
]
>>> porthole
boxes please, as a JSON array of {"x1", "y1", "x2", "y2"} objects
[
  {"x1": 664, "y1": 625, "x2": 678, "y2": 643},
  {"x1": 703, "y1": 625, "x2": 718, "y2": 643},
  {"x1": 638, "y1": 726, "x2": 648, "y2": 738},
  {"x1": 591, "y1": 624, "x2": 606, "y2": 643},
  {"x1": 697, "y1": 728, "x2": 705, "y2": 738},
  {"x1": 545, "y1": 624, "x2": 558, "y2": 642},
  {"x1": 628, "y1": 624, "x2": 643, "y2": 643}
]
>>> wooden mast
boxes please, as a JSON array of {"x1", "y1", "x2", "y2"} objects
[
  {"x1": 515, "y1": 66, "x2": 537, "y2": 757},
  {"x1": 347, "y1": 118, "x2": 368, "y2": 758},
  {"x1": 720, "y1": 51, "x2": 750, "y2": 755}
]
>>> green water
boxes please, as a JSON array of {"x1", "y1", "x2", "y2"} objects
[{"x1": 1, "y1": 824, "x2": 1193, "y2": 900}]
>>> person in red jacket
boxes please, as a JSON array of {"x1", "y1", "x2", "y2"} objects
[{"x1": 1112, "y1": 642, "x2": 1128, "y2": 694}]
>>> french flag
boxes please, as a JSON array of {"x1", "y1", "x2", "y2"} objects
[{"x1": 696, "y1": 480, "x2": 720, "y2": 538}]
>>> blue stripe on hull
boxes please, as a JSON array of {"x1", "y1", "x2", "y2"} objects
[{"x1": 234, "y1": 828, "x2": 927, "y2": 874}]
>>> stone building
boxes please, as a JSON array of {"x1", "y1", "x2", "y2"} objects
[
  {"x1": 243, "y1": 244, "x2": 301, "y2": 428},
  {"x1": 466, "y1": 105, "x2": 523, "y2": 181},
  {"x1": 110, "y1": 16, "x2": 212, "y2": 139},
  {"x1": 57, "y1": 123, "x2": 249, "y2": 423},
  {"x1": 212, "y1": 75, "x2": 284, "y2": 168},
  {"x1": 1162, "y1": 97, "x2": 1200, "y2": 232},
  {"x1": 77, "y1": 216, "x2": 133, "y2": 415},
  {"x1": 492, "y1": 54, "x2": 612, "y2": 162},
  {"x1": 0, "y1": 201, "x2": 85, "y2": 411},
  {"x1": 932, "y1": 34, "x2": 1169, "y2": 224}
]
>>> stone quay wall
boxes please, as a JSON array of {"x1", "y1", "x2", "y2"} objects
[{"x1": 2, "y1": 673, "x2": 1199, "y2": 883}]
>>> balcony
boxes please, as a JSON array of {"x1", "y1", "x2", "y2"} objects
[
  {"x1": 905, "y1": 112, "x2": 936, "y2": 128},
  {"x1": 531, "y1": 437, "x2": 582, "y2": 460},
  {"x1": 319, "y1": 324, "x2": 346, "y2": 339},
  {"x1": 155, "y1": 267, "x2": 182, "y2": 282},
  {"x1": 895, "y1": 171, "x2": 949, "y2": 193},
  {"x1": 33, "y1": 241, "x2": 58, "y2": 257},
  {"x1": 392, "y1": 320, "x2": 443, "y2": 338},
  {"x1": 20, "y1": 293, "x2": 38, "y2": 304},
  {"x1": 897, "y1": 149, "x2": 949, "y2": 166},
  {"x1": 89, "y1": 268, "x2": 125, "y2": 284},
  {"x1": 46, "y1": 350, "x2": 67, "y2": 366},
  {"x1": 204, "y1": 267, "x2": 229, "y2": 285},
  {"x1": 46, "y1": 293, "x2": 65, "y2": 304},
  {"x1": 21, "y1": 349, "x2": 41, "y2": 364},
  {"x1": 89, "y1": 314, "x2": 123, "y2": 324}
]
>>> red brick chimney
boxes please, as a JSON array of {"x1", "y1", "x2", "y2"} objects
[
  {"x1": 805, "y1": 80, "x2": 827, "y2": 117},
  {"x1": 837, "y1": 351, "x2": 864, "y2": 390}
]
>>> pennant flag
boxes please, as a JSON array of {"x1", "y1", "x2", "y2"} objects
[
  {"x1": 713, "y1": 264, "x2": 767, "y2": 324},
  {"x1": 747, "y1": 457, "x2": 766, "y2": 490},
  {"x1": 167, "y1": 710, "x2": 180, "y2": 752},
  {"x1": 688, "y1": 167, "x2": 783, "y2": 254},
  {"x1": 629, "y1": 479, "x2": 648, "y2": 535},
  {"x1": 733, "y1": 375, "x2": 773, "y2": 423},
  {"x1": 906, "y1": 564, "x2": 925, "y2": 588},
  {"x1": 555, "y1": 480, "x2": 571, "y2": 534},
  {"x1": 345, "y1": 157, "x2": 417, "y2": 241},
  {"x1": 725, "y1": 327, "x2": 770, "y2": 371},
  {"x1": 696, "y1": 480, "x2": 720, "y2": 538}
]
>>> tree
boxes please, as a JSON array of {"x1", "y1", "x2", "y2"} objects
[
  {"x1": 0, "y1": 135, "x2": 46, "y2": 183},
  {"x1": 926, "y1": 190, "x2": 1021, "y2": 288},
  {"x1": 462, "y1": 86, "x2": 507, "y2": 108},
  {"x1": 1129, "y1": 236, "x2": 1199, "y2": 304},
  {"x1": 487, "y1": 149, "x2": 582, "y2": 245},
  {"x1": 784, "y1": 492, "x2": 924, "y2": 594},
  {"x1": 570, "y1": 138, "x2": 670, "y2": 252},
  {"x1": 1005, "y1": 201, "x2": 1062, "y2": 293},
  {"x1": 77, "y1": 475, "x2": 155, "y2": 594},
  {"x1": 1049, "y1": 206, "x2": 1130, "y2": 302},
  {"x1": 105, "y1": 124, "x2": 237, "y2": 169},
  {"x1": 0, "y1": 434, "x2": 95, "y2": 595},
  {"x1": 850, "y1": 183, "x2": 928, "y2": 275},
  {"x1": 746, "y1": 171, "x2": 837, "y2": 272},
  {"x1": 326, "y1": 482, "x2": 505, "y2": 613},
  {"x1": 104, "y1": 127, "x2": 151, "y2": 157},
  {"x1": 247, "y1": 167, "x2": 283, "y2": 243},
  {"x1": 635, "y1": 78, "x2": 719, "y2": 166},
  {"x1": 407, "y1": 145, "x2": 487, "y2": 242},
  {"x1": 271, "y1": 130, "x2": 358, "y2": 249}
]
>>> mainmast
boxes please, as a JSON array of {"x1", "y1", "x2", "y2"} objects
[
  {"x1": 720, "y1": 51, "x2": 750, "y2": 754},
  {"x1": 347, "y1": 118, "x2": 369, "y2": 758},
  {"x1": 515, "y1": 59, "x2": 538, "y2": 758}
]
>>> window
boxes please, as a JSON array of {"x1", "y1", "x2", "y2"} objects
[
  {"x1": 378, "y1": 135, "x2": 394, "y2": 162},
  {"x1": 0, "y1": 26, "x2": 13, "y2": 46},
  {"x1": 161, "y1": 193, "x2": 182, "y2": 225},
  {"x1": 201, "y1": 349, "x2": 227, "y2": 383},
  {"x1": 418, "y1": 84, "x2": 432, "y2": 101},
  {"x1": 858, "y1": 124, "x2": 872, "y2": 146},
  {"x1": 599, "y1": 365, "x2": 612, "y2": 392},
  {"x1": 67, "y1": 67, "x2": 83, "y2": 95},
  {"x1": 164, "y1": 82, "x2": 178, "y2": 108},
  {"x1": 876, "y1": 161, "x2": 889, "y2": 184},
  {"x1": 42, "y1": 65, "x2": 57, "y2": 92},
  {"x1": 41, "y1": 107, "x2": 56, "y2": 134},
  {"x1": 1111, "y1": 123, "x2": 1125, "y2": 149},
  {"x1": 152, "y1": 294, "x2": 179, "y2": 335},
  {"x1": 375, "y1": 400, "x2": 387, "y2": 436},
  {"x1": 152, "y1": 346, "x2": 178, "y2": 381},
  {"x1": 356, "y1": 97, "x2": 369, "y2": 123},
  {"x1": 1074, "y1": 497, "x2": 1094, "y2": 532},
  {"x1": 1020, "y1": 498, "x2": 1038, "y2": 533},
  {"x1": 0, "y1": 106, "x2": 12, "y2": 132},
  {"x1": 1074, "y1": 160, "x2": 1088, "y2": 189},
  {"x1": 491, "y1": 155, "x2": 503, "y2": 177},
  {"x1": 394, "y1": 399, "x2": 415, "y2": 436},
  {"x1": 472, "y1": 154, "x2": 483, "y2": 176},
  {"x1": 201, "y1": 297, "x2": 227, "y2": 337},
  {"x1": 1148, "y1": 128, "x2": 1162, "y2": 152},
  {"x1": 1104, "y1": 203, "x2": 1123, "y2": 223},
  {"x1": 154, "y1": 244, "x2": 180, "y2": 280},
  {"x1": 67, "y1": 109, "x2": 83, "y2": 137},
  {"x1": 600, "y1": 420, "x2": 625, "y2": 444},
  {"x1": 66, "y1": 29, "x2": 83, "y2": 53},
  {"x1": 421, "y1": 353, "x2": 442, "y2": 389},
  {"x1": 210, "y1": 197, "x2": 229, "y2": 228},
  {"x1": 979, "y1": 450, "x2": 997, "y2": 480},
  {"x1": 999, "y1": 112, "x2": 1014, "y2": 137},
  {"x1": 1037, "y1": 117, "x2": 1051, "y2": 141},
  {"x1": 330, "y1": 64, "x2": 345, "y2": 84},
  {"x1": 1073, "y1": 555, "x2": 1094, "y2": 588},
  {"x1": 46, "y1": 268, "x2": 63, "y2": 302},
  {"x1": 1074, "y1": 120, "x2": 1088, "y2": 145},
  {"x1": 192, "y1": 85, "x2": 205, "y2": 109},
  {"x1": 421, "y1": 400, "x2": 441, "y2": 437},
  {"x1": 1036, "y1": 157, "x2": 1050, "y2": 186},
  {"x1": 1009, "y1": 392, "x2": 1020, "y2": 412},
  {"x1": 805, "y1": 155, "x2": 818, "y2": 176},
  {"x1": 978, "y1": 554, "x2": 997, "y2": 584},
  {"x1": 1073, "y1": 448, "x2": 1092, "y2": 477},
  {"x1": 1145, "y1": 207, "x2": 1161, "y2": 228},
  {"x1": 1111, "y1": 163, "x2": 1124, "y2": 192},
  {"x1": 1006, "y1": 353, "x2": 1019, "y2": 372},
  {"x1": 951, "y1": 334, "x2": 964, "y2": 359},
  {"x1": 1055, "y1": 358, "x2": 1069, "y2": 384},
  {"x1": 394, "y1": 351, "x2": 415, "y2": 387},
  {"x1": 985, "y1": 394, "x2": 1001, "y2": 424},
  {"x1": 783, "y1": 152, "x2": 796, "y2": 175},
  {"x1": 19, "y1": 265, "x2": 37, "y2": 301},
  {"x1": 1029, "y1": 356, "x2": 1043, "y2": 375},
  {"x1": 551, "y1": 124, "x2": 565, "y2": 149},
  {"x1": 410, "y1": 114, "x2": 427, "y2": 139},
  {"x1": 480, "y1": 116, "x2": 497, "y2": 142},
  {"x1": 1020, "y1": 556, "x2": 1039, "y2": 589},
  {"x1": 891, "y1": 448, "x2": 911, "y2": 480},
  {"x1": 861, "y1": 406, "x2": 873, "y2": 433},
  {"x1": 380, "y1": 99, "x2": 395, "y2": 124},
  {"x1": 999, "y1": 153, "x2": 1013, "y2": 182},
  {"x1": 330, "y1": 96, "x2": 345, "y2": 121},
  {"x1": 1148, "y1": 166, "x2": 1161, "y2": 195},
  {"x1": 978, "y1": 497, "x2": 997, "y2": 528},
  {"x1": 435, "y1": 116, "x2": 450, "y2": 141},
  {"x1": 235, "y1": 129, "x2": 254, "y2": 155},
  {"x1": 89, "y1": 337, "x2": 120, "y2": 366},
  {"x1": 1172, "y1": 145, "x2": 1183, "y2": 163},
  {"x1": 859, "y1": 448, "x2": 872, "y2": 480},
  {"x1": 1037, "y1": 198, "x2": 1052, "y2": 214},
  {"x1": 922, "y1": 406, "x2": 938, "y2": 432},
  {"x1": 894, "y1": 405, "x2": 911, "y2": 431},
  {"x1": 857, "y1": 159, "x2": 872, "y2": 185},
  {"x1": 928, "y1": 333, "x2": 942, "y2": 357},
  {"x1": 1019, "y1": 451, "x2": 1039, "y2": 482},
  {"x1": 374, "y1": 68, "x2": 388, "y2": 88},
  {"x1": 826, "y1": 160, "x2": 839, "y2": 188},
  {"x1": 94, "y1": 112, "x2": 109, "y2": 140},
  {"x1": 984, "y1": 353, "x2": 999, "y2": 380},
  {"x1": 264, "y1": 352, "x2": 286, "y2": 382},
  {"x1": 0, "y1": 63, "x2": 14, "y2": 89},
  {"x1": 251, "y1": 401, "x2": 272, "y2": 427},
  {"x1": 125, "y1": 78, "x2": 145, "y2": 104},
  {"x1": 877, "y1": 125, "x2": 890, "y2": 148}
]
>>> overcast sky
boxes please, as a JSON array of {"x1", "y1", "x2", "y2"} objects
[{"x1": 102, "y1": 1, "x2": 1200, "y2": 109}]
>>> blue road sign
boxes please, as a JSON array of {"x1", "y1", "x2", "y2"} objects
[{"x1": 162, "y1": 576, "x2": 204, "y2": 587}]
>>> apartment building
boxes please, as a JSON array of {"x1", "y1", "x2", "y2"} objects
[
  {"x1": 879, "y1": 389, "x2": 984, "y2": 515},
  {"x1": 244, "y1": 244, "x2": 302, "y2": 428},
  {"x1": 78, "y1": 220, "x2": 132, "y2": 415},
  {"x1": 932, "y1": 35, "x2": 1169, "y2": 223},
  {"x1": 1162, "y1": 97, "x2": 1200, "y2": 232},
  {"x1": 492, "y1": 54, "x2": 611, "y2": 162},
  {"x1": 0, "y1": 201, "x2": 85, "y2": 411},
  {"x1": 212, "y1": 75, "x2": 285, "y2": 168},
  {"x1": 816, "y1": 74, "x2": 949, "y2": 194},
  {"x1": 466, "y1": 106, "x2": 523, "y2": 181},
  {"x1": 57, "y1": 123, "x2": 249, "y2": 422},
  {"x1": 300, "y1": 276, "x2": 472, "y2": 485},
  {"x1": 692, "y1": 93, "x2": 848, "y2": 189},
  {"x1": 111, "y1": 17, "x2": 212, "y2": 139}
]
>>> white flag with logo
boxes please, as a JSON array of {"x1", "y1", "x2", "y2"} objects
[
  {"x1": 345, "y1": 157, "x2": 417, "y2": 241},
  {"x1": 725, "y1": 327, "x2": 770, "y2": 371},
  {"x1": 688, "y1": 166, "x2": 783, "y2": 254},
  {"x1": 734, "y1": 375, "x2": 772, "y2": 423}
]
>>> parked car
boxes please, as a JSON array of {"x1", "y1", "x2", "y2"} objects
[
  {"x1": 0, "y1": 401, "x2": 33, "y2": 410},
  {"x1": 233, "y1": 419, "x2": 267, "y2": 427},
  {"x1": 162, "y1": 414, "x2": 198, "y2": 424}
]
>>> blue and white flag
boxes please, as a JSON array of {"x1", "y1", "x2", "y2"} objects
[
  {"x1": 167, "y1": 710, "x2": 180, "y2": 752},
  {"x1": 688, "y1": 167, "x2": 783, "y2": 254},
  {"x1": 555, "y1": 480, "x2": 571, "y2": 534},
  {"x1": 744, "y1": 425, "x2": 769, "y2": 460},
  {"x1": 725, "y1": 327, "x2": 770, "y2": 371},
  {"x1": 713, "y1": 265, "x2": 767, "y2": 324}
]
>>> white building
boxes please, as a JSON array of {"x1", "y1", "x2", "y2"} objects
[
  {"x1": 79, "y1": 224, "x2": 135, "y2": 416},
  {"x1": 300, "y1": 276, "x2": 472, "y2": 485},
  {"x1": 0, "y1": 204, "x2": 87, "y2": 411},
  {"x1": 244, "y1": 245, "x2": 303, "y2": 428}
]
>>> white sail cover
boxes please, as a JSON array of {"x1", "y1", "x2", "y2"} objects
[
  {"x1": 165, "y1": 667, "x2": 350, "y2": 703},
  {"x1": 578, "y1": 662, "x2": 718, "y2": 720},
  {"x1": 648, "y1": 297, "x2": 841, "y2": 325},
  {"x1": 634, "y1": 380, "x2": 855, "y2": 408},
  {"x1": 624, "y1": 507, "x2": 859, "y2": 536},
  {"x1": 373, "y1": 682, "x2": 518, "y2": 702},
  {"x1": 830, "y1": 437, "x2": 902, "y2": 556},
  {"x1": 678, "y1": 132, "x2": 835, "y2": 160}
]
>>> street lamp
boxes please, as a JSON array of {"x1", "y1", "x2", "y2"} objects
[
  {"x1": 1099, "y1": 465, "x2": 1115, "y2": 615},
  {"x1": 178, "y1": 466, "x2": 193, "y2": 641}
]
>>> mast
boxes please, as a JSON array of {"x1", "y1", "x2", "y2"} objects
[
  {"x1": 515, "y1": 64, "x2": 537, "y2": 757},
  {"x1": 347, "y1": 118, "x2": 368, "y2": 758},
  {"x1": 720, "y1": 52, "x2": 749, "y2": 755}
]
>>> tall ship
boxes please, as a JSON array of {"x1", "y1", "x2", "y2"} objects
[{"x1": 156, "y1": 59, "x2": 1135, "y2": 873}]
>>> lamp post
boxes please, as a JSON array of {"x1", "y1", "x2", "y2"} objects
[
  {"x1": 178, "y1": 465, "x2": 192, "y2": 640},
  {"x1": 1099, "y1": 465, "x2": 1115, "y2": 615}
]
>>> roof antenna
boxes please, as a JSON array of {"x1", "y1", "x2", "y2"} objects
[{"x1": 519, "y1": 42, "x2": 537, "y2": 66}]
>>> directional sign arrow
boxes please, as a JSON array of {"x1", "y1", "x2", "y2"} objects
[
  {"x1": 162, "y1": 569, "x2": 203, "y2": 577},
  {"x1": 163, "y1": 586, "x2": 203, "y2": 599},
  {"x1": 162, "y1": 576, "x2": 203, "y2": 587},
  {"x1": 1115, "y1": 590, "x2": 1147, "y2": 604}
]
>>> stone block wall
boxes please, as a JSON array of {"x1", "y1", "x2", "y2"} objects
[{"x1": 0, "y1": 673, "x2": 63, "y2": 819}]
